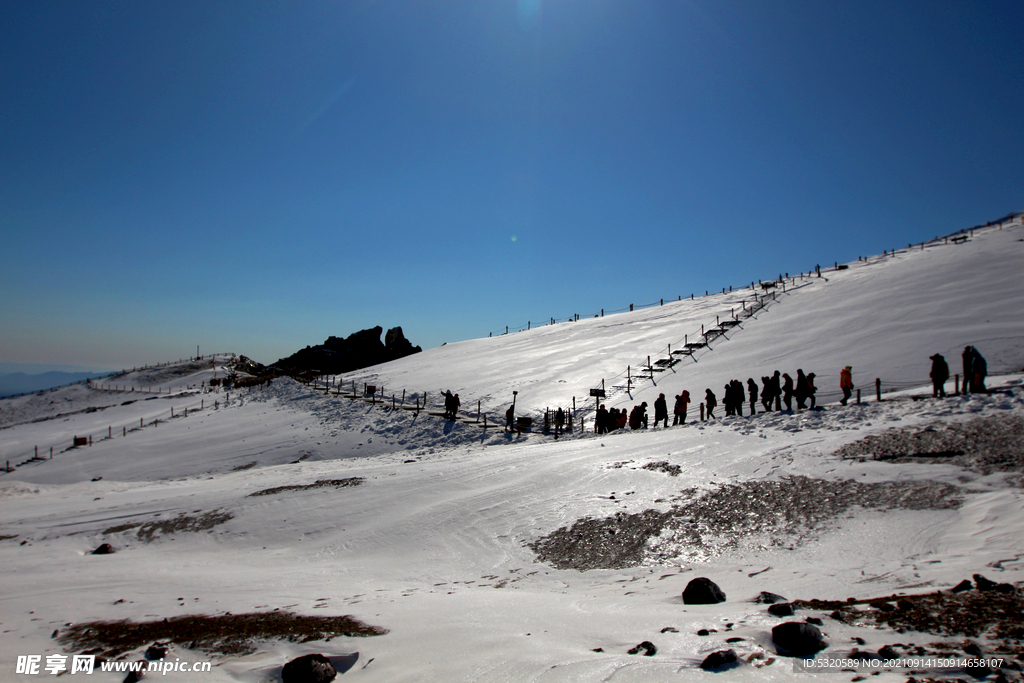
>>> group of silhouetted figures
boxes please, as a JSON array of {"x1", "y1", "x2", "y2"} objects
[
  {"x1": 707, "y1": 369, "x2": 822, "y2": 418},
  {"x1": 595, "y1": 347, "x2": 990, "y2": 433},
  {"x1": 441, "y1": 389, "x2": 461, "y2": 420},
  {"x1": 930, "y1": 346, "x2": 988, "y2": 398}
]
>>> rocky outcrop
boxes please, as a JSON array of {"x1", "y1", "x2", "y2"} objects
[
  {"x1": 682, "y1": 577, "x2": 726, "y2": 604},
  {"x1": 771, "y1": 621, "x2": 827, "y2": 657},
  {"x1": 281, "y1": 653, "x2": 337, "y2": 683},
  {"x1": 273, "y1": 326, "x2": 422, "y2": 376}
]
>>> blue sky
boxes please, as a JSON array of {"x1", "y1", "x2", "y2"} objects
[{"x1": 2, "y1": 0, "x2": 1022, "y2": 371}]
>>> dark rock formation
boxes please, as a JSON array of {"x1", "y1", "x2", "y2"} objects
[
  {"x1": 144, "y1": 645, "x2": 168, "y2": 660},
  {"x1": 772, "y1": 622, "x2": 827, "y2": 657},
  {"x1": 627, "y1": 641, "x2": 657, "y2": 656},
  {"x1": 700, "y1": 649, "x2": 740, "y2": 671},
  {"x1": 91, "y1": 543, "x2": 115, "y2": 555},
  {"x1": 755, "y1": 591, "x2": 787, "y2": 604},
  {"x1": 683, "y1": 577, "x2": 726, "y2": 604},
  {"x1": 768, "y1": 602, "x2": 796, "y2": 617},
  {"x1": 273, "y1": 326, "x2": 422, "y2": 376},
  {"x1": 281, "y1": 653, "x2": 337, "y2": 683}
]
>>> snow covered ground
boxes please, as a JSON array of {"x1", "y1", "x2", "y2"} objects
[{"x1": 1, "y1": 217, "x2": 1023, "y2": 682}]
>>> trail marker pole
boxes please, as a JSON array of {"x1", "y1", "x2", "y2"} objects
[{"x1": 875, "y1": 378, "x2": 882, "y2": 402}]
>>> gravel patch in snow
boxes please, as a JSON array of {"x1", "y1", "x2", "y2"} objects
[{"x1": 529, "y1": 476, "x2": 963, "y2": 571}]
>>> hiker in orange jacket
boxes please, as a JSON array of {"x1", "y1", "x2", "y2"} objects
[{"x1": 840, "y1": 366, "x2": 853, "y2": 405}]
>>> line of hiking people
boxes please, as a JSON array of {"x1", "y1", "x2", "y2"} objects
[
  {"x1": 594, "y1": 347, "x2": 989, "y2": 433},
  {"x1": 444, "y1": 347, "x2": 989, "y2": 434}
]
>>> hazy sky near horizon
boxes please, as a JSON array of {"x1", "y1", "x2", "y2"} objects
[{"x1": 2, "y1": 0, "x2": 1022, "y2": 370}]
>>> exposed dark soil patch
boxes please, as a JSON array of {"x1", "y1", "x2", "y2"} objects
[
  {"x1": 529, "y1": 476, "x2": 963, "y2": 570},
  {"x1": 247, "y1": 477, "x2": 364, "y2": 497},
  {"x1": 834, "y1": 414, "x2": 1024, "y2": 478},
  {"x1": 798, "y1": 582, "x2": 1024, "y2": 661},
  {"x1": 642, "y1": 461, "x2": 682, "y2": 476},
  {"x1": 58, "y1": 611, "x2": 388, "y2": 658},
  {"x1": 103, "y1": 510, "x2": 233, "y2": 542},
  {"x1": 231, "y1": 461, "x2": 257, "y2": 471}
]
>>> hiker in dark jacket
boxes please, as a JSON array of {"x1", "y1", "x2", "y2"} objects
[
  {"x1": 733, "y1": 379, "x2": 746, "y2": 416},
  {"x1": 771, "y1": 371, "x2": 782, "y2": 411},
  {"x1": 653, "y1": 393, "x2": 668, "y2": 428},
  {"x1": 807, "y1": 373, "x2": 817, "y2": 409},
  {"x1": 962, "y1": 346, "x2": 973, "y2": 395},
  {"x1": 596, "y1": 404, "x2": 609, "y2": 434},
  {"x1": 705, "y1": 389, "x2": 717, "y2": 419},
  {"x1": 724, "y1": 384, "x2": 734, "y2": 416},
  {"x1": 629, "y1": 403, "x2": 648, "y2": 429},
  {"x1": 674, "y1": 391, "x2": 691, "y2": 425},
  {"x1": 760, "y1": 376, "x2": 772, "y2": 412},
  {"x1": 747, "y1": 378, "x2": 758, "y2": 415},
  {"x1": 971, "y1": 348, "x2": 988, "y2": 393},
  {"x1": 930, "y1": 354, "x2": 949, "y2": 398},
  {"x1": 795, "y1": 370, "x2": 809, "y2": 409},
  {"x1": 781, "y1": 372, "x2": 794, "y2": 411}
]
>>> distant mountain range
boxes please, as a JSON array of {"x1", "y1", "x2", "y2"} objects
[{"x1": 0, "y1": 371, "x2": 115, "y2": 398}]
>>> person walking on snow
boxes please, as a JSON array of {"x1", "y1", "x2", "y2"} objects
[
  {"x1": 962, "y1": 346, "x2": 974, "y2": 395},
  {"x1": 971, "y1": 348, "x2": 988, "y2": 394},
  {"x1": 733, "y1": 379, "x2": 746, "y2": 417},
  {"x1": 795, "y1": 370, "x2": 809, "y2": 410},
  {"x1": 760, "y1": 376, "x2": 772, "y2": 412},
  {"x1": 781, "y1": 372, "x2": 794, "y2": 411},
  {"x1": 653, "y1": 393, "x2": 668, "y2": 428},
  {"x1": 930, "y1": 354, "x2": 949, "y2": 398},
  {"x1": 674, "y1": 391, "x2": 691, "y2": 425},
  {"x1": 747, "y1": 378, "x2": 758, "y2": 415},
  {"x1": 705, "y1": 388, "x2": 717, "y2": 419},
  {"x1": 840, "y1": 366, "x2": 854, "y2": 405}
]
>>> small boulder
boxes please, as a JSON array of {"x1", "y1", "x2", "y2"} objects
[
  {"x1": 973, "y1": 574, "x2": 997, "y2": 591},
  {"x1": 91, "y1": 543, "x2": 115, "y2": 555},
  {"x1": 772, "y1": 622, "x2": 827, "y2": 657},
  {"x1": 123, "y1": 663, "x2": 147, "y2": 682},
  {"x1": 755, "y1": 591, "x2": 787, "y2": 604},
  {"x1": 767, "y1": 603, "x2": 795, "y2": 617},
  {"x1": 145, "y1": 645, "x2": 168, "y2": 661},
  {"x1": 683, "y1": 577, "x2": 726, "y2": 604},
  {"x1": 281, "y1": 654, "x2": 337, "y2": 683},
  {"x1": 627, "y1": 641, "x2": 657, "y2": 656},
  {"x1": 700, "y1": 649, "x2": 740, "y2": 671},
  {"x1": 951, "y1": 579, "x2": 973, "y2": 593},
  {"x1": 877, "y1": 645, "x2": 900, "y2": 659}
]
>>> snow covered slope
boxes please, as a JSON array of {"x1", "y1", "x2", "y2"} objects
[
  {"x1": 346, "y1": 219, "x2": 1024, "y2": 418},
  {"x1": 1, "y1": 216, "x2": 1023, "y2": 683}
]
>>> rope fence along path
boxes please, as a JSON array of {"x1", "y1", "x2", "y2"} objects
[{"x1": 0, "y1": 386, "x2": 240, "y2": 475}]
